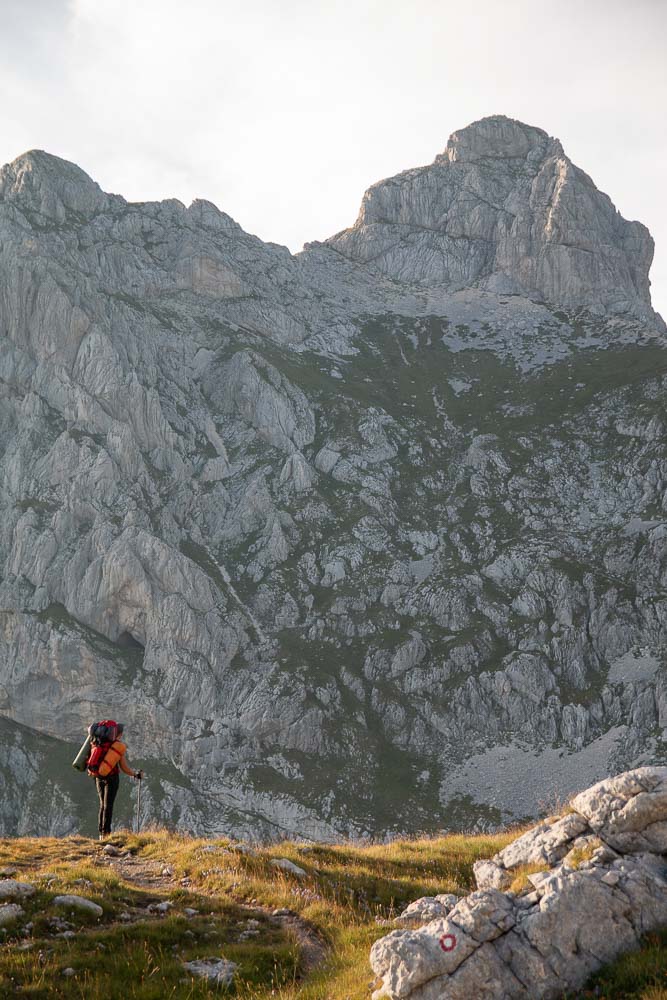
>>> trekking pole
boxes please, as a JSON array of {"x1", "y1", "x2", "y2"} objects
[{"x1": 135, "y1": 772, "x2": 143, "y2": 834}]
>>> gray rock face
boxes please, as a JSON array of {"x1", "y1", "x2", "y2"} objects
[
  {"x1": 0, "y1": 117, "x2": 665, "y2": 840},
  {"x1": 395, "y1": 895, "x2": 461, "y2": 928},
  {"x1": 371, "y1": 767, "x2": 667, "y2": 1000},
  {"x1": 571, "y1": 766, "x2": 667, "y2": 852},
  {"x1": 327, "y1": 116, "x2": 660, "y2": 326},
  {"x1": 473, "y1": 766, "x2": 667, "y2": 891}
]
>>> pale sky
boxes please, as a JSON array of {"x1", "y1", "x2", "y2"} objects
[{"x1": 2, "y1": 0, "x2": 666, "y2": 317}]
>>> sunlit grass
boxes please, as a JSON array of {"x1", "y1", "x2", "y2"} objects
[{"x1": 0, "y1": 829, "x2": 664, "y2": 998}]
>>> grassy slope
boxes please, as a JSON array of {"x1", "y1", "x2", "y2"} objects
[{"x1": 0, "y1": 830, "x2": 664, "y2": 999}]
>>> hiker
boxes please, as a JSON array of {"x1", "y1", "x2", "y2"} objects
[{"x1": 92, "y1": 723, "x2": 143, "y2": 840}]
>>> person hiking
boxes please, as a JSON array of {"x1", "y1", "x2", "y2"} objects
[{"x1": 93, "y1": 723, "x2": 142, "y2": 840}]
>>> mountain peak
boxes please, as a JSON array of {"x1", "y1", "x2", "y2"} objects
[
  {"x1": 326, "y1": 116, "x2": 658, "y2": 325},
  {"x1": 440, "y1": 114, "x2": 563, "y2": 164},
  {"x1": 0, "y1": 149, "x2": 109, "y2": 222}
]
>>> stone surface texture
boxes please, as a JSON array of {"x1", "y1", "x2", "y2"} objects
[
  {"x1": 52, "y1": 894, "x2": 103, "y2": 917},
  {"x1": 0, "y1": 880, "x2": 36, "y2": 901},
  {"x1": 0, "y1": 116, "x2": 665, "y2": 839},
  {"x1": 326, "y1": 117, "x2": 661, "y2": 326},
  {"x1": 371, "y1": 767, "x2": 667, "y2": 999},
  {"x1": 395, "y1": 895, "x2": 461, "y2": 928},
  {"x1": 182, "y1": 957, "x2": 238, "y2": 985},
  {"x1": 270, "y1": 858, "x2": 307, "y2": 877},
  {"x1": 0, "y1": 903, "x2": 24, "y2": 926}
]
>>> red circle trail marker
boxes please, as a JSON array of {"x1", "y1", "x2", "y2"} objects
[{"x1": 439, "y1": 933, "x2": 457, "y2": 952}]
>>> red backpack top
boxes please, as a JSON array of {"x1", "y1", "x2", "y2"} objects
[
  {"x1": 89, "y1": 720, "x2": 118, "y2": 743},
  {"x1": 86, "y1": 720, "x2": 118, "y2": 777}
]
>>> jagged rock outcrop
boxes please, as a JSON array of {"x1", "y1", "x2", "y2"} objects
[
  {"x1": 326, "y1": 116, "x2": 661, "y2": 325},
  {"x1": 0, "y1": 118, "x2": 665, "y2": 839},
  {"x1": 371, "y1": 767, "x2": 667, "y2": 999},
  {"x1": 473, "y1": 767, "x2": 667, "y2": 890}
]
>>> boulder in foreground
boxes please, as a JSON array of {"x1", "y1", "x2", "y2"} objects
[{"x1": 371, "y1": 767, "x2": 667, "y2": 999}]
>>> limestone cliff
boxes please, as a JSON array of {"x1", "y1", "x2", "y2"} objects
[
  {"x1": 326, "y1": 116, "x2": 660, "y2": 325},
  {"x1": 0, "y1": 117, "x2": 665, "y2": 838}
]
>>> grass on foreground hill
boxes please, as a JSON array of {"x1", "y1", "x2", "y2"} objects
[{"x1": 0, "y1": 829, "x2": 664, "y2": 999}]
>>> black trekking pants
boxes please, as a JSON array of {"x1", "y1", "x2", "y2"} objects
[{"x1": 95, "y1": 773, "x2": 120, "y2": 835}]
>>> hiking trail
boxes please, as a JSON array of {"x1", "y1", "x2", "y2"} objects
[{"x1": 97, "y1": 843, "x2": 328, "y2": 973}]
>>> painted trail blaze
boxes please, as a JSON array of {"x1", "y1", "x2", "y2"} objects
[{"x1": 439, "y1": 932, "x2": 457, "y2": 952}]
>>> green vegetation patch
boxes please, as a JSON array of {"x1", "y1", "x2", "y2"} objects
[
  {"x1": 573, "y1": 928, "x2": 667, "y2": 999},
  {"x1": 1, "y1": 822, "x2": 665, "y2": 998}
]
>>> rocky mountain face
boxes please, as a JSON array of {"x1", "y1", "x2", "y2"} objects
[
  {"x1": 0, "y1": 115, "x2": 665, "y2": 839},
  {"x1": 325, "y1": 117, "x2": 659, "y2": 324}
]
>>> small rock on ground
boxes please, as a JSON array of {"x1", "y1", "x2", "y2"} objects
[
  {"x1": 0, "y1": 880, "x2": 35, "y2": 901},
  {"x1": 0, "y1": 904, "x2": 24, "y2": 926},
  {"x1": 52, "y1": 895, "x2": 103, "y2": 917},
  {"x1": 147, "y1": 900, "x2": 173, "y2": 914},
  {"x1": 231, "y1": 844, "x2": 257, "y2": 857},
  {"x1": 270, "y1": 858, "x2": 307, "y2": 877},
  {"x1": 182, "y1": 957, "x2": 237, "y2": 985}
]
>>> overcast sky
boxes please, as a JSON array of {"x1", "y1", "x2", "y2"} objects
[{"x1": 2, "y1": 0, "x2": 666, "y2": 316}]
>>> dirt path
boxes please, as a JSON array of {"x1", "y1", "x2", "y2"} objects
[{"x1": 97, "y1": 846, "x2": 328, "y2": 974}]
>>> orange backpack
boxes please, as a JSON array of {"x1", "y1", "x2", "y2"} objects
[{"x1": 97, "y1": 741, "x2": 127, "y2": 778}]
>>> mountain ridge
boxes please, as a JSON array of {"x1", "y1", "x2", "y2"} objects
[
  {"x1": 0, "y1": 116, "x2": 665, "y2": 841},
  {"x1": 1, "y1": 114, "x2": 662, "y2": 329}
]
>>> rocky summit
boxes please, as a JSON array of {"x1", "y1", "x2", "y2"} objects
[{"x1": 0, "y1": 115, "x2": 665, "y2": 839}]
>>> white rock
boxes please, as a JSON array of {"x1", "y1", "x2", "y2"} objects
[
  {"x1": 270, "y1": 858, "x2": 307, "y2": 877},
  {"x1": 395, "y1": 894, "x2": 460, "y2": 927},
  {"x1": 496, "y1": 812, "x2": 588, "y2": 870},
  {"x1": 472, "y1": 860, "x2": 511, "y2": 892},
  {"x1": 182, "y1": 957, "x2": 237, "y2": 985},
  {"x1": 52, "y1": 895, "x2": 103, "y2": 917},
  {"x1": 230, "y1": 843, "x2": 257, "y2": 857},
  {"x1": 148, "y1": 900, "x2": 173, "y2": 914},
  {"x1": 0, "y1": 903, "x2": 24, "y2": 926},
  {"x1": 0, "y1": 880, "x2": 35, "y2": 901},
  {"x1": 571, "y1": 766, "x2": 667, "y2": 853}
]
